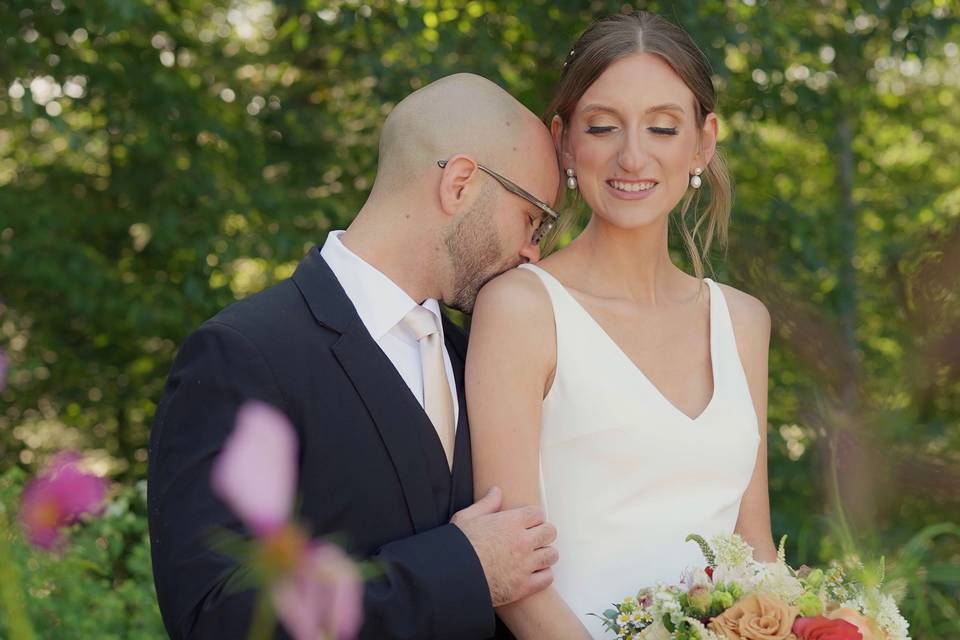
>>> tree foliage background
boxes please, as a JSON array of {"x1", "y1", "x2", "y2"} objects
[{"x1": 0, "y1": 0, "x2": 958, "y2": 637}]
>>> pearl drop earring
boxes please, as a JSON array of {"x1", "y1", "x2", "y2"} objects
[
  {"x1": 690, "y1": 167, "x2": 703, "y2": 189},
  {"x1": 566, "y1": 168, "x2": 578, "y2": 190}
]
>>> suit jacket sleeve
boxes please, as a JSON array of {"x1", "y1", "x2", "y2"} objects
[{"x1": 148, "y1": 321, "x2": 495, "y2": 640}]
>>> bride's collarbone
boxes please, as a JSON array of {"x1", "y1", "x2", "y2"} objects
[{"x1": 563, "y1": 288, "x2": 715, "y2": 412}]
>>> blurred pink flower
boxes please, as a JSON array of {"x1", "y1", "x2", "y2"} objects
[
  {"x1": 19, "y1": 452, "x2": 107, "y2": 550},
  {"x1": 0, "y1": 348, "x2": 8, "y2": 392},
  {"x1": 211, "y1": 401, "x2": 298, "y2": 537},
  {"x1": 271, "y1": 542, "x2": 363, "y2": 640},
  {"x1": 212, "y1": 400, "x2": 363, "y2": 640}
]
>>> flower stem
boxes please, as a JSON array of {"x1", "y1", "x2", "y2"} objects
[
  {"x1": 0, "y1": 503, "x2": 37, "y2": 640},
  {"x1": 247, "y1": 585, "x2": 275, "y2": 640}
]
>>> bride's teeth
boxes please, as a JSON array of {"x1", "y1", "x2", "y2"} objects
[{"x1": 611, "y1": 180, "x2": 655, "y2": 192}]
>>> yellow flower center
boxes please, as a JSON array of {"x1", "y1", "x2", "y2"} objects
[{"x1": 258, "y1": 524, "x2": 309, "y2": 576}]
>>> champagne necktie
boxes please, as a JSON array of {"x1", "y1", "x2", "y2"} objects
[{"x1": 400, "y1": 306, "x2": 455, "y2": 469}]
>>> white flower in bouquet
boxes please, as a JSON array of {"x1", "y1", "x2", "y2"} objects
[
  {"x1": 708, "y1": 533, "x2": 764, "y2": 592},
  {"x1": 680, "y1": 566, "x2": 713, "y2": 590},
  {"x1": 874, "y1": 592, "x2": 911, "y2": 640},
  {"x1": 710, "y1": 562, "x2": 761, "y2": 593},
  {"x1": 841, "y1": 589, "x2": 911, "y2": 640},
  {"x1": 650, "y1": 584, "x2": 685, "y2": 628},
  {"x1": 754, "y1": 561, "x2": 805, "y2": 602},
  {"x1": 710, "y1": 533, "x2": 754, "y2": 568}
]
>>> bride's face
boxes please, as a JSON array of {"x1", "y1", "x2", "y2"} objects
[{"x1": 558, "y1": 52, "x2": 717, "y2": 231}]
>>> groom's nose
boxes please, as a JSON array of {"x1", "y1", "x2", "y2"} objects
[{"x1": 519, "y1": 239, "x2": 541, "y2": 264}]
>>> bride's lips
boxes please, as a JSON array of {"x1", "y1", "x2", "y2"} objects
[{"x1": 605, "y1": 178, "x2": 659, "y2": 200}]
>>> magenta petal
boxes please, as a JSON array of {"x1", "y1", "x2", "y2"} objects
[
  {"x1": 313, "y1": 544, "x2": 363, "y2": 640},
  {"x1": 271, "y1": 543, "x2": 363, "y2": 640},
  {"x1": 271, "y1": 568, "x2": 325, "y2": 640},
  {"x1": 20, "y1": 479, "x2": 64, "y2": 550},
  {"x1": 54, "y1": 468, "x2": 107, "y2": 519},
  {"x1": 211, "y1": 401, "x2": 298, "y2": 536},
  {"x1": 47, "y1": 453, "x2": 107, "y2": 519},
  {"x1": 19, "y1": 452, "x2": 106, "y2": 550}
]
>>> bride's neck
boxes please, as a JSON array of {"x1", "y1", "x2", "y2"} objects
[{"x1": 567, "y1": 215, "x2": 691, "y2": 305}]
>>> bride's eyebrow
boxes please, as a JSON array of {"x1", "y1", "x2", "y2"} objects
[
  {"x1": 645, "y1": 102, "x2": 686, "y2": 115},
  {"x1": 580, "y1": 103, "x2": 686, "y2": 117},
  {"x1": 580, "y1": 104, "x2": 620, "y2": 117}
]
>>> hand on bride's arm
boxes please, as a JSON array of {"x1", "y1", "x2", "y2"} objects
[
  {"x1": 465, "y1": 269, "x2": 591, "y2": 639},
  {"x1": 451, "y1": 486, "x2": 558, "y2": 606},
  {"x1": 723, "y1": 284, "x2": 778, "y2": 562}
]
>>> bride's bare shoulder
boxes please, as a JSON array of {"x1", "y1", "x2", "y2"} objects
[
  {"x1": 472, "y1": 265, "x2": 553, "y2": 325},
  {"x1": 715, "y1": 282, "x2": 770, "y2": 339},
  {"x1": 714, "y1": 282, "x2": 771, "y2": 378},
  {"x1": 469, "y1": 266, "x2": 557, "y2": 374}
]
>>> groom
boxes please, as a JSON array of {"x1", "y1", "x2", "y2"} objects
[{"x1": 148, "y1": 73, "x2": 562, "y2": 639}]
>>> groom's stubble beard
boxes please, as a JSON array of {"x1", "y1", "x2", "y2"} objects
[{"x1": 444, "y1": 184, "x2": 507, "y2": 315}]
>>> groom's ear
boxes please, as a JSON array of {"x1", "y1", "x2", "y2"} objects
[
  {"x1": 437, "y1": 154, "x2": 482, "y2": 217},
  {"x1": 550, "y1": 115, "x2": 571, "y2": 167}
]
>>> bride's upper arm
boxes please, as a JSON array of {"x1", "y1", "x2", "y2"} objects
[
  {"x1": 720, "y1": 283, "x2": 777, "y2": 558},
  {"x1": 466, "y1": 268, "x2": 556, "y2": 510},
  {"x1": 718, "y1": 283, "x2": 771, "y2": 423}
]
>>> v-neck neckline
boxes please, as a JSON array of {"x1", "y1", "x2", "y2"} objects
[{"x1": 528, "y1": 264, "x2": 719, "y2": 424}]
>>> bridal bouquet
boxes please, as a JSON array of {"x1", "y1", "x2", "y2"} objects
[{"x1": 595, "y1": 533, "x2": 910, "y2": 640}]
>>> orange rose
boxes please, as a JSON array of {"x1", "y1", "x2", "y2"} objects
[
  {"x1": 826, "y1": 608, "x2": 888, "y2": 640},
  {"x1": 708, "y1": 594, "x2": 800, "y2": 640}
]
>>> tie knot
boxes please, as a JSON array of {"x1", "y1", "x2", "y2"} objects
[{"x1": 400, "y1": 305, "x2": 440, "y2": 341}]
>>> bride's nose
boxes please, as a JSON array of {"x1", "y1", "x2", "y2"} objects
[{"x1": 617, "y1": 129, "x2": 649, "y2": 173}]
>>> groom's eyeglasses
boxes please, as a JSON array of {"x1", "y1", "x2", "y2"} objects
[{"x1": 437, "y1": 159, "x2": 560, "y2": 245}]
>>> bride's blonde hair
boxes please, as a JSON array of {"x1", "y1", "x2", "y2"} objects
[{"x1": 544, "y1": 11, "x2": 732, "y2": 279}]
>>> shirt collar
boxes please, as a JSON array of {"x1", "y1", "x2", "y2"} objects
[{"x1": 320, "y1": 230, "x2": 445, "y2": 341}]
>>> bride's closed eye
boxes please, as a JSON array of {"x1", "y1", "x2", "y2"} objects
[{"x1": 585, "y1": 125, "x2": 617, "y2": 135}]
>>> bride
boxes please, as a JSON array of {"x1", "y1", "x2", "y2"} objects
[{"x1": 466, "y1": 10, "x2": 778, "y2": 639}]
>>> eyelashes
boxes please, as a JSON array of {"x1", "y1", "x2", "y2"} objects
[{"x1": 585, "y1": 125, "x2": 679, "y2": 136}]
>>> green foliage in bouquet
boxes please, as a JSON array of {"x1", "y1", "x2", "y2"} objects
[{"x1": 0, "y1": 467, "x2": 165, "y2": 640}]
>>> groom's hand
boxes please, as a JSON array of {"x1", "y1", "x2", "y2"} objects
[{"x1": 451, "y1": 486, "x2": 558, "y2": 607}]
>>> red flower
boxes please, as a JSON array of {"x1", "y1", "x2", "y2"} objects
[
  {"x1": 704, "y1": 566, "x2": 714, "y2": 579},
  {"x1": 793, "y1": 616, "x2": 863, "y2": 640}
]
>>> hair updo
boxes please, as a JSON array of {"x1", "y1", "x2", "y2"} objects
[{"x1": 545, "y1": 11, "x2": 732, "y2": 279}]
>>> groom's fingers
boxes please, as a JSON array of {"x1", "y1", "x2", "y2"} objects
[
  {"x1": 530, "y1": 545, "x2": 559, "y2": 572},
  {"x1": 528, "y1": 521, "x2": 557, "y2": 549},
  {"x1": 450, "y1": 486, "x2": 502, "y2": 525},
  {"x1": 519, "y1": 505, "x2": 545, "y2": 528},
  {"x1": 526, "y1": 567, "x2": 555, "y2": 594}
]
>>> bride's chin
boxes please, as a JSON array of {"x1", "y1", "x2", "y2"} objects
[{"x1": 592, "y1": 207, "x2": 668, "y2": 231}]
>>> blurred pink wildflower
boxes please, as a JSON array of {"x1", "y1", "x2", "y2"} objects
[
  {"x1": 212, "y1": 401, "x2": 297, "y2": 537},
  {"x1": 19, "y1": 452, "x2": 107, "y2": 550},
  {"x1": 0, "y1": 348, "x2": 7, "y2": 392},
  {"x1": 271, "y1": 541, "x2": 363, "y2": 640},
  {"x1": 212, "y1": 400, "x2": 362, "y2": 640}
]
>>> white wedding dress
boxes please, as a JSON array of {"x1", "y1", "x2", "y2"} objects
[{"x1": 519, "y1": 264, "x2": 761, "y2": 638}]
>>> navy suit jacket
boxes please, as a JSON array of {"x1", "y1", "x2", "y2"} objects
[{"x1": 148, "y1": 247, "x2": 502, "y2": 639}]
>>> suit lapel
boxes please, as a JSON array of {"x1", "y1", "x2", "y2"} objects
[
  {"x1": 293, "y1": 248, "x2": 440, "y2": 533},
  {"x1": 331, "y1": 327, "x2": 440, "y2": 533}
]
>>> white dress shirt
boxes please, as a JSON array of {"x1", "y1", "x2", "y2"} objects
[{"x1": 320, "y1": 230, "x2": 459, "y2": 429}]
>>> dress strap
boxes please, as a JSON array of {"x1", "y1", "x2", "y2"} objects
[{"x1": 702, "y1": 278, "x2": 752, "y2": 403}]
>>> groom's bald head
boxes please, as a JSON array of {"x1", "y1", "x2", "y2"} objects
[
  {"x1": 372, "y1": 73, "x2": 552, "y2": 196},
  {"x1": 344, "y1": 74, "x2": 559, "y2": 311}
]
